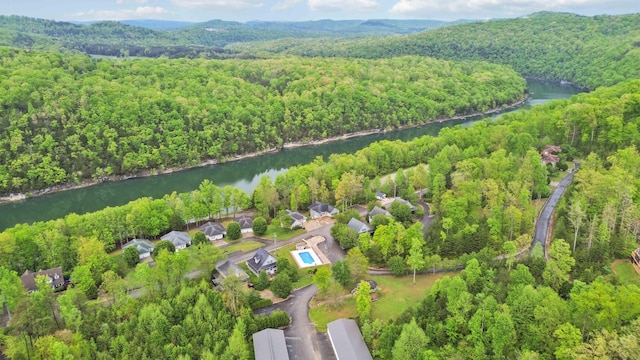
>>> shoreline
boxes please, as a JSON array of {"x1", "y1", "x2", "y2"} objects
[{"x1": 0, "y1": 95, "x2": 528, "y2": 204}]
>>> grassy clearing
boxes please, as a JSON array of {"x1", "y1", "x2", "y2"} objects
[
  {"x1": 263, "y1": 224, "x2": 306, "y2": 241},
  {"x1": 221, "y1": 241, "x2": 264, "y2": 255},
  {"x1": 309, "y1": 272, "x2": 455, "y2": 331},
  {"x1": 613, "y1": 260, "x2": 640, "y2": 285},
  {"x1": 372, "y1": 273, "x2": 454, "y2": 321},
  {"x1": 310, "y1": 297, "x2": 357, "y2": 332}
]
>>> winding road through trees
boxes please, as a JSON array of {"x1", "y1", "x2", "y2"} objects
[{"x1": 532, "y1": 163, "x2": 580, "y2": 258}]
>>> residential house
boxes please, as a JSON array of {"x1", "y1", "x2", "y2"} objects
[
  {"x1": 122, "y1": 239, "x2": 154, "y2": 259},
  {"x1": 375, "y1": 191, "x2": 386, "y2": 200},
  {"x1": 161, "y1": 230, "x2": 192, "y2": 251},
  {"x1": 247, "y1": 248, "x2": 277, "y2": 276},
  {"x1": 237, "y1": 215, "x2": 254, "y2": 234},
  {"x1": 309, "y1": 201, "x2": 340, "y2": 219},
  {"x1": 20, "y1": 267, "x2": 65, "y2": 292},
  {"x1": 327, "y1": 319, "x2": 373, "y2": 360},
  {"x1": 368, "y1": 206, "x2": 391, "y2": 223},
  {"x1": 393, "y1": 198, "x2": 417, "y2": 212},
  {"x1": 541, "y1": 145, "x2": 561, "y2": 166},
  {"x1": 286, "y1": 209, "x2": 307, "y2": 229},
  {"x1": 253, "y1": 328, "x2": 290, "y2": 360},
  {"x1": 213, "y1": 260, "x2": 250, "y2": 285},
  {"x1": 198, "y1": 222, "x2": 226, "y2": 241},
  {"x1": 347, "y1": 218, "x2": 372, "y2": 234}
]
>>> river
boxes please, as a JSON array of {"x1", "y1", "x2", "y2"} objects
[{"x1": 0, "y1": 79, "x2": 581, "y2": 231}]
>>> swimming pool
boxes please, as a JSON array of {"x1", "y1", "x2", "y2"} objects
[{"x1": 291, "y1": 248, "x2": 323, "y2": 268}]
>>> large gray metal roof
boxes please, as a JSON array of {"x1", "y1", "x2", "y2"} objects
[
  {"x1": 327, "y1": 319, "x2": 373, "y2": 360},
  {"x1": 253, "y1": 328, "x2": 289, "y2": 360}
]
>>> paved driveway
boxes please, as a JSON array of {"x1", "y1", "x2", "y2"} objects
[{"x1": 255, "y1": 285, "x2": 336, "y2": 360}]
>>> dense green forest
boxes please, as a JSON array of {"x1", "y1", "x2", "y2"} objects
[
  {"x1": 228, "y1": 12, "x2": 640, "y2": 89},
  {"x1": 0, "y1": 47, "x2": 526, "y2": 194},
  {"x1": 1, "y1": 10, "x2": 640, "y2": 360},
  {"x1": 1, "y1": 75, "x2": 639, "y2": 359},
  {"x1": 0, "y1": 16, "x2": 468, "y2": 57}
]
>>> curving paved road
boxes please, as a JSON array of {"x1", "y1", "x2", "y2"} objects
[
  {"x1": 254, "y1": 284, "x2": 336, "y2": 360},
  {"x1": 532, "y1": 163, "x2": 580, "y2": 258}
]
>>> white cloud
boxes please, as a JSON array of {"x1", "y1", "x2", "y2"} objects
[
  {"x1": 389, "y1": 0, "x2": 623, "y2": 18},
  {"x1": 272, "y1": 0, "x2": 303, "y2": 11},
  {"x1": 116, "y1": 0, "x2": 149, "y2": 4},
  {"x1": 308, "y1": 0, "x2": 378, "y2": 12},
  {"x1": 169, "y1": 0, "x2": 263, "y2": 9},
  {"x1": 73, "y1": 6, "x2": 168, "y2": 21}
]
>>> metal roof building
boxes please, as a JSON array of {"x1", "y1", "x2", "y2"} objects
[
  {"x1": 252, "y1": 328, "x2": 289, "y2": 360},
  {"x1": 327, "y1": 319, "x2": 373, "y2": 360}
]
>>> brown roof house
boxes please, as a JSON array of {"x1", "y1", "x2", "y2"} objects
[
  {"x1": 20, "y1": 267, "x2": 65, "y2": 292},
  {"x1": 541, "y1": 145, "x2": 561, "y2": 166}
]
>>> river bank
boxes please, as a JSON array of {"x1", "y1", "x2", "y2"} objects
[{"x1": 0, "y1": 95, "x2": 529, "y2": 204}]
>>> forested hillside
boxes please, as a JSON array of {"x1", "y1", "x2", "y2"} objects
[
  {"x1": 0, "y1": 47, "x2": 526, "y2": 194},
  {"x1": 1, "y1": 77, "x2": 639, "y2": 359},
  {"x1": 229, "y1": 12, "x2": 640, "y2": 89},
  {"x1": 0, "y1": 16, "x2": 468, "y2": 57}
]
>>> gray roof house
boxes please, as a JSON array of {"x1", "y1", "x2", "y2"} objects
[
  {"x1": 393, "y1": 198, "x2": 417, "y2": 212},
  {"x1": 161, "y1": 230, "x2": 192, "y2": 250},
  {"x1": 237, "y1": 215, "x2": 254, "y2": 234},
  {"x1": 247, "y1": 248, "x2": 278, "y2": 276},
  {"x1": 20, "y1": 267, "x2": 65, "y2": 292},
  {"x1": 253, "y1": 328, "x2": 290, "y2": 360},
  {"x1": 347, "y1": 218, "x2": 372, "y2": 234},
  {"x1": 198, "y1": 222, "x2": 226, "y2": 241},
  {"x1": 327, "y1": 319, "x2": 373, "y2": 360},
  {"x1": 376, "y1": 191, "x2": 386, "y2": 200},
  {"x1": 309, "y1": 201, "x2": 340, "y2": 219},
  {"x1": 286, "y1": 210, "x2": 307, "y2": 229},
  {"x1": 214, "y1": 260, "x2": 250, "y2": 284},
  {"x1": 122, "y1": 239, "x2": 155, "y2": 259},
  {"x1": 368, "y1": 206, "x2": 392, "y2": 223}
]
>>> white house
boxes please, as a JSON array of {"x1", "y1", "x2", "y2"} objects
[{"x1": 161, "y1": 231, "x2": 192, "y2": 251}]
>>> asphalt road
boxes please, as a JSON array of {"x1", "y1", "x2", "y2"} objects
[
  {"x1": 532, "y1": 163, "x2": 580, "y2": 258},
  {"x1": 255, "y1": 284, "x2": 336, "y2": 360}
]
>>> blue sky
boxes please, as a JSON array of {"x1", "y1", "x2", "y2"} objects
[{"x1": 3, "y1": 0, "x2": 638, "y2": 22}]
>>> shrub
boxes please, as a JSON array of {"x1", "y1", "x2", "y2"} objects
[
  {"x1": 255, "y1": 270, "x2": 271, "y2": 291},
  {"x1": 192, "y1": 231, "x2": 208, "y2": 246},
  {"x1": 123, "y1": 246, "x2": 140, "y2": 268},
  {"x1": 388, "y1": 255, "x2": 407, "y2": 276},
  {"x1": 271, "y1": 273, "x2": 292, "y2": 298},
  {"x1": 255, "y1": 310, "x2": 291, "y2": 330},
  {"x1": 227, "y1": 221, "x2": 242, "y2": 240},
  {"x1": 152, "y1": 240, "x2": 175, "y2": 258},
  {"x1": 253, "y1": 217, "x2": 268, "y2": 236}
]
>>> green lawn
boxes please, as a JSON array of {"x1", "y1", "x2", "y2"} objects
[
  {"x1": 309, "y1": 272, "x2": 455, "y2": 331},
  {"x1": 221, "y1": 241, "x2": 264, "y2": 255},
  {"x1": 613, "y1": 261, "x2": 640, "y2": 285},
  {"x1": 263, "y1": 224, "x2": 306, "y2": 241},
  {"x1": 310, "y1": 297, "x2": 357, "y2": 332}
]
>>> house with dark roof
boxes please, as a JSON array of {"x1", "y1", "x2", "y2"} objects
[
  {"x1": 347, "y1": 218, "x2": 372, "y2": 234},
  {"x1": 20, "y1": 267, "x2": 65, "y2": 292},
  {"x1": 161, "y1": 230, "x2": 192, "y2": 251},
  {"x1": 286, "y1": 210, "x2": 307, "y2": 229},
  {"x1": 376, "y1": 191, "x2": 386, "y2": 200},
  {"x1": 122, "y1": 239, "x2": 155, "y2": 259},
  {"x1": 309, "y1": 201, "x2": 340, "y2": 219},
  {"x1": 368, "y1": 206, "x2": 392, "y2": 223},
  {"x1": 198, "y1": 222, "x2": 226, "y2": 241},
  {"x1": 237, "y1": 215, "x2": 254, "y2": 234},
  {"x1": 253, "y1": 328, "x2": 290, "y2": 360},
  {"x1": 214, "y1": 260, "x2": 250, "y2": 284},
  {"x1": 541, "y1": 145, "x2": 562, "y2": 166},
  {"x1": 327, "y1": 319, "x2": 373, "y2": 360},
  {"x1": 247, "y1": 248, "x2": 277, "y2": 276},
  {"x1": 393, "y1": 198, "x2": 417, "y2": 212}
]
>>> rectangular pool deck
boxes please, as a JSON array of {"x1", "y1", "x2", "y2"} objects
[{"x1": 291, "y1": 248, "x2": 323, "y2": 268}]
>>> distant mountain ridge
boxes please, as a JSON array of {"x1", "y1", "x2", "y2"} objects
[{"x1": 0, "y1": 15, "x2": 471, "y2": 57}]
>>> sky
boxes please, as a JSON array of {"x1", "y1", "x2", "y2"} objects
[{"x1": 2, "y1": 0, "x2": 638, "y2": 23}]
